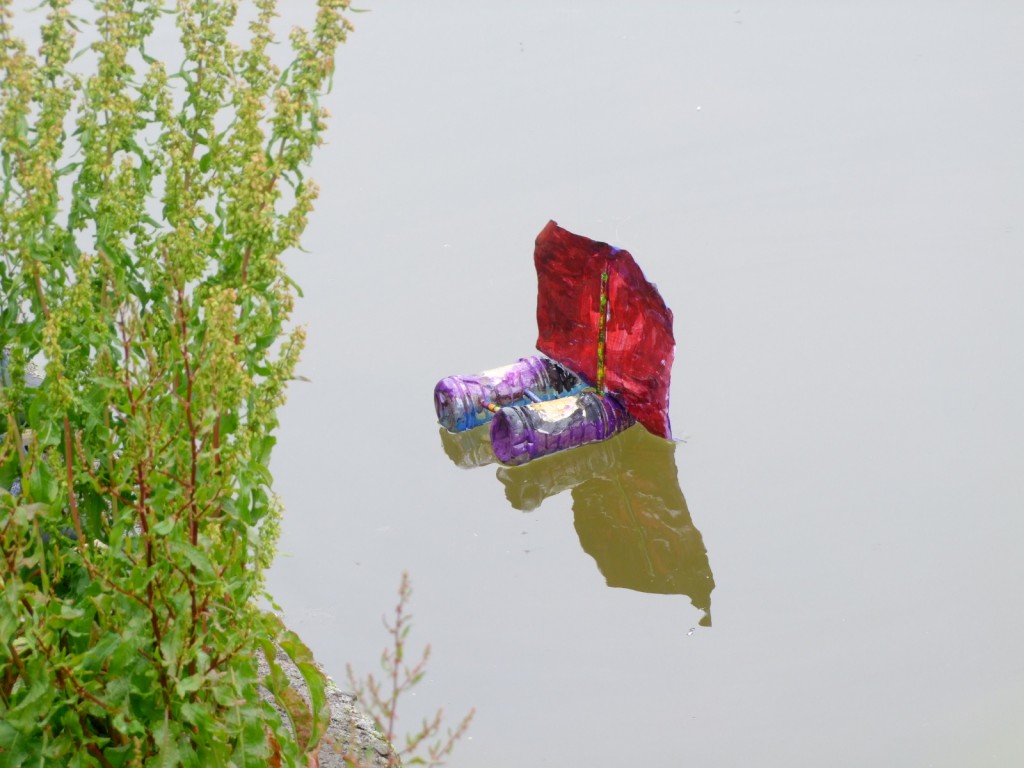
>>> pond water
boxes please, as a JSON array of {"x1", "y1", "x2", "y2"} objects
[{"x1": 264, "y1": 2, "x2": 1024, "y2": 766}]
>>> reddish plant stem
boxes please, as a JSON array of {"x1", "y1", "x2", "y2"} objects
[
  {"x1": 385, "y1": 576, "x2": 410, "y2": 745},
  {"x1": 85, "y1": 741, "x2": 115, "y2": 768},
  {"x1": 63, "y1": 417, "x2": 88, "y2": 558},
  {"x1": 172, "y1": 283, "x2": 203, "y2": 681}
]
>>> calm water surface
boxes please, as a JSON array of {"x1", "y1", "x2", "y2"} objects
[{"x1": 265, "y1": 2, "x2": 1024, "y2": 766}]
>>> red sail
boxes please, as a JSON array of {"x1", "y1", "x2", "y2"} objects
[{"x1": 534, "y1": 221, "x2": 675, "y2": 440}]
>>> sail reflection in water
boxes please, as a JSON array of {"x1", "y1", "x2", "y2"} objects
[{"x1": 438, "y1": 425, "x2": 714, "y2": 626}]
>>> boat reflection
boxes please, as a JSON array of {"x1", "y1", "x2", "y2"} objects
[
  {"x1": 438, "y1": 425, "x2": 715, "y2": 626},
  {"x1": 438, "y1": 423, "x2": 497, "y2": 470}
]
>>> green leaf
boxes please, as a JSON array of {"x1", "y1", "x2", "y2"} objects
[
  {"x1": 160, "y1": 628, "x2": 183, "y2": 674},
  {"x1": 152, "y1": 517, "x2": 175, "y2": 536},
  {"x1": 175, "y1": 672, "x2": 205, "y2": 696},
  {"x1": 83, "y1": 491, "x2": 107, "y2": 540},
  {"x1": 59, "y1": 603, "x2": 85, "y2": 620},
  {"x1": 153, "y1": 720, "x2": 182, "y2": 768},
  {"x1": 0, "y1": 721, "x2": 33, "y2": 766},
  {"x1": 169, "y1": 540, "x2": 216, "y2": 582},
  {"x1": 27, "y1": 461, "x2": 59, "y2": 505},
  {"x1": 252, "y1": 435, "x2": 276, "y2": 467},
  {"x1": 270, "y1": 613, "x2": 330, "y2": 752},
  {"x1": 100, "y1": 745, "x2": 135, "y2": 768}
]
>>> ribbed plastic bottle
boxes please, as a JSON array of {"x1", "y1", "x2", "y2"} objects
[
  {"x1": 489, "y1": 391, "x2": 635, "y2": 465},
  {"x1": 434, "y1": 356, "x2": 583, "y2": 432}
]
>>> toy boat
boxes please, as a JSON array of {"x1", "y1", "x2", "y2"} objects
[{"x1": 434, "y1": 221, "x2": 675, "y2": 465}]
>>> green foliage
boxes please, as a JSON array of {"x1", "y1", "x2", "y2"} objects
[
  {"x1": 346, "y1": 573, "x2": 475, "y2": 768},
  {"x1": 0, "y1": 1, "x2": 352, "y2": 765}
]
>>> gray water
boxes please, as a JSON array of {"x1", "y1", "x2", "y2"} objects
[{"x1": 260, "y1": 3, "x2": 1024, "y2": 766}]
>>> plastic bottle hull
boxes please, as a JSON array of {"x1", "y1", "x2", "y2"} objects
[
  {"x1": 434, "y1": 356, "x2": 583, "y2": 432},
  {"x1": 489, "y1": 392, "x2": 635, "y2": 465}
]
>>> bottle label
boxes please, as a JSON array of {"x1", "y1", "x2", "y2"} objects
[{"x1": 531, "y1": 397, "x2": 580, "y2": 421}]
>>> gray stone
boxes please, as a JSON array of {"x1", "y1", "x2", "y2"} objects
[{"x1": 257, "y1": 645, "x2": 399, "y2": 768}]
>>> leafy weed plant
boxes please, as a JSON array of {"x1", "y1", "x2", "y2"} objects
[{"x1": 0, "y1": 1, "x2": 352, "y2": 765}]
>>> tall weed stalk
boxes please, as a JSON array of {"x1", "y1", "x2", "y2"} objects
[{"x1": 347, "y1": 573, "x2": 475, "y2": 768}]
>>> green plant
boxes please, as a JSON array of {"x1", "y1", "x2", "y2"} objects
[
  {"x1": 0, "y1": 1, "x2": 351, "y2": 765},
  {"x1": 346, "y1": 573, "x2": 475, "y2": 768}
]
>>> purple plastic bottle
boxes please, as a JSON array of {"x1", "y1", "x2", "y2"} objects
[
  {"x1": 434, "y1": 356, "x2": 583, "y2": 432},
  {"x1": 489, "y1": 391, "x2": 635, "y2": 465}
]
